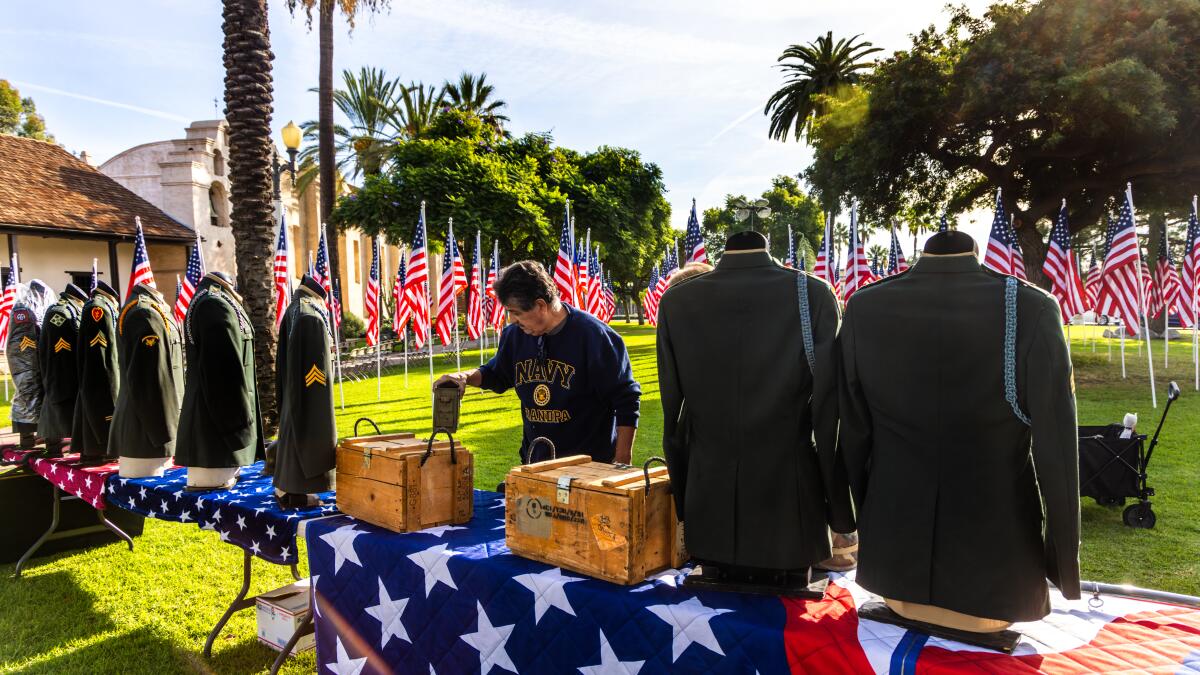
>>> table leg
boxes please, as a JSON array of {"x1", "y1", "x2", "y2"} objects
[
  {"x1": 14, "y1": 485, "x2": 61, "y2": 578},
  {"x1": 97, "y1": 510, "x2": 135, "y2": 551},
  {"x1": 269, "y1": 613, "x2": 314, "y2": 675},
  {"x1": 203, "y1": 549, "x2": 257, "y2": 658}
]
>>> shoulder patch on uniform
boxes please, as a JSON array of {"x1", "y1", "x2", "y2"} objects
[
  {"x1": 18, "y1": 336, "x2": 36, "y2": 351},
  {"x1": 89, "y1": 332, "x2": 108, "y2": 348},
  {"x1": 142, "y1": 335, "x2": 159, "y2": 347},
  {"x1": 91, "y1": 307, "x2": 104, "y2": 322},
  {"x1": 54, "y1": 337, "x2": 71, "y2": 353},
  {"x1": 49, "y1": 313, "x2": 66, "y2": 327},
  {"x1": 304, "y1": 364, "x2": 327, "y2": 387},
  {"x1": 13, "y1": 309, "x2": 29, "y2": 323}
]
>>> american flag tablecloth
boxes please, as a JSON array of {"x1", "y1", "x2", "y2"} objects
[
  {"x1": 306, "y1": 491, "x2": 1200, "y2": 674},
  {"x1": 106, "y1": 461, "x2": 337, "y2": 565},
  {"x1": 1, "y1": 447, "x2": 43, "y2": 466},
  {"x1": 28, "y1": 454, "x2": 116, "y2": 510}
]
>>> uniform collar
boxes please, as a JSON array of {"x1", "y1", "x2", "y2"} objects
[
  {"x1": 297, "y1": 283, "x2": 323, "y2": 301},
  {"x1": 198, "y1": 274, "x2": 243, "y2": 303},
  {"x1": 129, "y1": 283, "x2": 164, "y2": 303},
  {"x1": 908, "y1": 252, "x2": 983, "y2": 275},
  {"x1": 716, "y1": 249, "x2": 775, "y2": 270}
]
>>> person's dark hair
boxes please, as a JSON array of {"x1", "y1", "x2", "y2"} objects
[{"x1": 495, "y1": 261, "x2": 558, "y2": 311}]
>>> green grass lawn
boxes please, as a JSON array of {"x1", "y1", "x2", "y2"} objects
[{"x1": 0, "y1": 322, "x2": 1196, "y2": 673}]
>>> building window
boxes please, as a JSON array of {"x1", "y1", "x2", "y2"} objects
[
  {"x1": 353, "y1": 239, "x2": 361, "y2": 283},
  {"x1": 212, "y1": 150, "x2": 225, "y2": 177},
  {"x1": 209, "y1": 183, "x2": 230, "y2": 228}
]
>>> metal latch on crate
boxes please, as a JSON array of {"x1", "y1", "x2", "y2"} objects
[
  {"x1": 362, "y1": 446, "x2": 373, "y2": 470},
  {"x1": 556, "y1": 476, "x2": 573, "y2": 504}
]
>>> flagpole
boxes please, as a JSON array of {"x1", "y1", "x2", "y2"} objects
[
  {"x1": 1128, "y1": 184, "x2": 1157, "y2": 407},
  {"x1": 1194, "y1": 197, "x2": 1199, "y2": 390},
  {"x1": 423, "y1": 202, "x2": 435, "y2": 415},
  {"x1": 333, "y1": 285, "x2": 345, "y2": 411},
  {"x1": 1164, "y1": 220, "x2": 1170, "y2": 369}
]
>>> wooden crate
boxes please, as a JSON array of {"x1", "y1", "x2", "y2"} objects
[
  {"x1": 504, "y1": 455, "x2": 685, "y2": 585},
  {"x1": 336, "y1": 433, "x2": 473, "y2": 533}
]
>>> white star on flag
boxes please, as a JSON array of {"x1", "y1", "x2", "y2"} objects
[
  {"x1": 148, "y1": 509, "x2": 156, "y2": 519},
  {"x1": 84, "y1": 476, "x2": 92, "y2": 489},
  {"x1": 320, "y1": 524, "x2": 366, "y2": 573},
  {"x1": 311, "y1": 574, "x2": 321, "y2": 617},
  {"x1": 280, "y1": 546, "x2": 291, "y2": 560},
  {"x1": 407, "y1": 543, "x2": 461, "y2": 597},
  {"x1": 139, "y1": 486, "x2": 147, "y2": 499},
  {"x1": 645, "y1": 597, "x2": 733, "y2": 662},
  {"x1": 265, "y1": 524, "x2": 277, "y2": 539},
  {"x1": 578, "y1": 629, "x2": 645, "y2": 674},
  {"x1": 422, "y1": 525, "x2": 466, "y2": 537},
  {"x1": 127, "y1": 497, "x2": 136, "y2": 509},
  {"x1": 218, "y1": 529, "x2": 231, "y2": 543},
  {"x1": 249, "y1": 541, "x2": 261, "y2": 556},
  {"x1": 325, "y1": 636, "x2": 367, "y2": 675},
  {"x1": 460, "y1": 601, "x2": 517, "y2": 674},
  {"x1": 65, "y1": 468, "x2": 74, "y2": 481},
  {"x1": 212, "y1": 509, "x2": 222, "y2": 523},
  {"x1": 255, "y1": 507, "x2": 266, "y2": 515},
  {"x1": 160, "y1": 499, "x2": 169, "y2": 512},
  {"x1": 179, "y1": 510, "x2": 192, "y2": 523},
  {"x1": 365, "y1": 577, "x2": 411, "y2": 649},
  {"x1": 512, "y1": 567, "x2": 583, "y2": 623},
  {"x1": 197, "y1": 496, "x2": 206, "y2": 509},
  {"x1": 49, "y1": 463, "x2": 57, "y2": 475},
  {"x1": 236, "y1": 515, "x2": 247, "y2": 530}
]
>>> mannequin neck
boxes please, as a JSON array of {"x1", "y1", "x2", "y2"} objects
[{"x1": 923, "y1": 231, "x2": 977, "y2": 255}]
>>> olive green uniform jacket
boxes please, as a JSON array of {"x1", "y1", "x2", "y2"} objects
[
  {"x1": 656, "y1": 250, "x2": 855, "y2": 570},
  {"x1": 273, "y1": 281, "x2": 336, "y2": 494},
  {"x1": 72, "y1": 288, "x2": 121, "y2": 460},
  {"x1": 109, "y1": 284, "x2": 184, "y2": 459},
  {"x1": 838, "y1": 253, "x2": 1081, "y2": 622},
  {"x1": 176, "y1": 275, "x2": 264, "y2": 468},
  {"x1": 7, "y1": 301, "x2": 44, "y2": 430}
]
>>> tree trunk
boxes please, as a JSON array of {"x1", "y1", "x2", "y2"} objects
[
  {"x1": 1147, "y1": 212, "x2": 1166, "y2": 334},
  {"x1": 222, "y1": 0, "x2": 279, "y2": 431},
  {"x1": 318, "y1": 2, "x2": 340, "y2": 285},
  {"x1": 1014, "y1": 216, "x2": 1049, "y2": 289}
]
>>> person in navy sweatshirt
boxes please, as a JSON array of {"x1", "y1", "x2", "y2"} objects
[{"x1": 436, "y1": 261, "x2": 641, "y2": 464}]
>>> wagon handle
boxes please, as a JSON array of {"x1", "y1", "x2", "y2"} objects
[
  {"x1": 421, "y1": 427, "x2": 457, "y2": 467},
  {"x1": 525, "y1": 436, "x2": 556, "y2": 465},
  {"x1": 354, "y1": 417, "x2": 381, "y2": 437},
  {"x1": 643, "y1": 456, "x2": 668, "y2": 492},
  {"x1": 1144, "y1": 381, "x2": 1180, "y2": 466}
]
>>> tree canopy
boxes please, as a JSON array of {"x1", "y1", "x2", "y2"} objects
[
  {"x1": 330, "y1": 108, "x2": 673, "y2": 303},
  {"x1": 701, "y1": 175, "x2": 824, "y2": 261},
  {"x1": 0, "y1": 80, "x2": 52, "y2": 141},
  {"x1": 803, "y1": 0, "x2": 1200, "y2": 267}
]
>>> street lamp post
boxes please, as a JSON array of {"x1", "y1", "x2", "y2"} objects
[{"x1": 272, "y1": 120, "x2": 302, "y2": 202}]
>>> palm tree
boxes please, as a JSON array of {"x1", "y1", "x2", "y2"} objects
[
  {"x1": 442, "y1": 72, "x2": 509, "y2": 129},
  {"x1": 867, "y1": 244, "x2": 889, "y2": 270},
  {"x1": 295, "y1": 67, "x2": 403, "y2": 194},
  {"x1": 222, "y1": 0, "x2": 280, "y2": 427},
  {"x1": 394, "y1": 82, "x2": 446, "y2": 140},
  {"x1": 285, "y1": 0, "x2": 390, "y2": 291},
  {"x1": 764, "y1": 32, "x2": 881, "y2": 143}
]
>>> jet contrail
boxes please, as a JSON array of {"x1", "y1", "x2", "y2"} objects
[
  {"x1": 10, "y1": 80, "x2": 191, "y2": 123},
  {"x1": 707, "y1": 105, "x2": 762, "y2": 146}
]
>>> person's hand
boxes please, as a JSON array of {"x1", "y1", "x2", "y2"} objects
[{"x1": 435, "y1": 372, "x2": 469, "y2": 394}]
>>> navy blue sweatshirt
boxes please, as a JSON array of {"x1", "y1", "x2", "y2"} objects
[{"x1": 479, "y1": 305, "x2": 641, "y2": 463}]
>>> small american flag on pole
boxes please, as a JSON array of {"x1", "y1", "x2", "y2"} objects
[
  {"x1": 466, "y1": 231, "x2": 484, "y2": 341},
  {"x1": 1010, "y1": 215, "x2": 1029, "y2": 281},
  {"x1": 887, "y1": 224, "x2": 908, "y2": 275},
  {"x1": 272, "y1": 213, "x2": 291, "y2": 329},
  {"x1": 1179, "y1": 198, "x2": 1200, "y2": 328},
  {"x1": 587, "y1": 245, "x2": 603, "y2": 316},
  {"x1": 1154, "y1": 222, "x2": 1184, "y2": 321},
  {"x1": 813, "y1": 216, "x2": 834, "y2": 286},
  {"x1": 1042, "y1": 200, "x2": 1088, "y2": 322},
  {"x1": 404, "y1": 206, "x2": 431, "y2": 349},
  {"x1": 685, "y1": 198, "x2": 708, "y2": 264},
  {"x1": 1097, "y1": 186, "x2": 1147, "y2": 335},
  {"x1": 487, "y1": 240, "x2": 505, "y2": 330},
  {"x1": 173, "y1": 234, "x2": 205, "y2": 323},
  {"x1": 575, "y1": 237, "x2": 589, "y2": 308},
  {"x1": 553, "y1": 204, "x2": 576, "y2": 306},
  {"x1": 983, "y1": 190, "x2": 1017, "y2": 276},
  {"x1": 0, "y1": 254, "x2": 19, "y2": 347},
  {"x1": 313, "y1": 226, "x2": 340, "y2": 331},
  {"x1": 841, "y1": 200, "x2": 874, "y2": 301},
  {"x1": 364, "y1": 236, "x2": 380, "y2": 347},
  {"x1": 602, "y1": 270, "x2": 616, "y2": 323},
  {"x1": 1084, "y1": 253, "x2": 1103, "y2": 312},
  {"x1": 434, "y1": 219, "x2": 465, "y2": 346},
  {"x1": 644, "y1": 266, "x2": 660, "y2": 326},
  {"x1": 784, "y1": 224, "x2": 797, "y2": 268},
  {"x1": 126, "y1": 216, "x2": 157, "y2": 299},
  {"x1": 393, "y1": 246, "x2": 410, "y2": 334}
]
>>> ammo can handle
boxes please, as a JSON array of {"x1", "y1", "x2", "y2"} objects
[
  {"x1": 526, "y1": 436, "x2": 557, "y2": 465},
  {"x1": 354, "y1": 417, "x2": 381, "y2": 437},
  {"x1": 422, "y1": 427, "x2": 457, "y2": 467},
  {"x1": 643, "y1": 456, "x2": 668, "y2": 491}
]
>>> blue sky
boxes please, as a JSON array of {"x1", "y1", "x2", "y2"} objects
[{"x1": 2, "y1": 0, "x2": 994, "y2": 247}]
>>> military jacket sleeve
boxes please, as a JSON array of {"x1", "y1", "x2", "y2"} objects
[
  {"x1": 38, "y1": 307, "x2": 78, "y2": 404},
  {"x1": 192, "y1": 297, "x2": 255, "y2": 450},
  {"x1": 837, "y1": 302, "x2": 872, "y2": 516},
  {"x1": 121, "y1": 305, "x2": 180, "y2": 449},
  {"x1": 286, "y1": 309, "x2": 336, "y2": 478},
  {"x1": 655, "y1": 292, "x2": 688, "y2": 518},
  {"x1": 1024, "y1": 293, "x2": 1081, "y2": 599},
  {"x1": 808, "y1": 276, "x2": 855, "y2": 534}
]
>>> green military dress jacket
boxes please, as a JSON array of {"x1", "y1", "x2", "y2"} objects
[
  {"x1": 656, "y1": 249, "x2": 855, "y2": 571},
  {"x1": 109, "y1": 284, "x2": 184, "y2": 459},
  {"x1": 273, "y1": 278, "x2": 336, "y2": 494},
  {"x1": 176, "y1": 274, "x2": 264, "y2": 468},
  {"x1": 72, "y1": 284, "x2": 121, "y2": 461},
  {"x1": 838, "y1": 252, "x2": 1080, "y2": 623},
  {"x1": 38, "y1": 286, "x2": 86, "y2": 440}
]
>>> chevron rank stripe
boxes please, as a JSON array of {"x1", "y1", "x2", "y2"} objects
[
  {"x1": 18, "y1": 336, "x2": 36, "y2": 351},
  {"x1": 305, "y1": 364, "x2": 327, "y2": 388},
  {"x1": 89, "y1": 333, "x2": 107, "y2": 348},
  {"x1": 53, "y1": 337, "x2": 71, "y2": 353}
]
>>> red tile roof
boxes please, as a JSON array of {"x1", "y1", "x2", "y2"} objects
[{"x1": 0, "y1": 134, "x2": 193, "y2": 241}]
